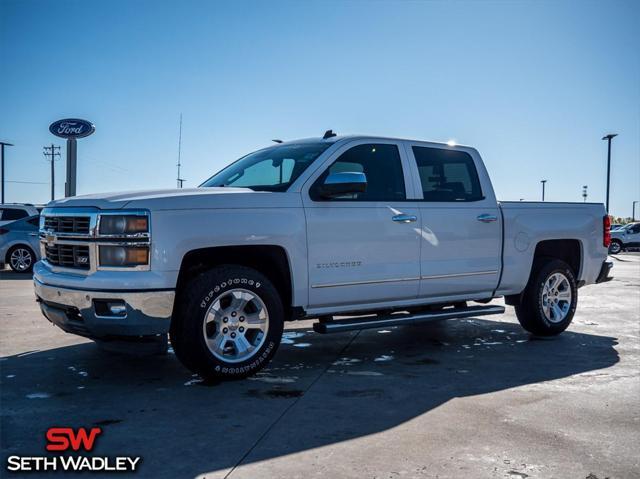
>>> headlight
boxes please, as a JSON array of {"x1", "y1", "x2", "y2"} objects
[
  {"x1": 99, "y1": 215, "x2": 148, "y2": 236},
  {"x1": 99, "y1": 245, "x2": 149, "y2": 267}
]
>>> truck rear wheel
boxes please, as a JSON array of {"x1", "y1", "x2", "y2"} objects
[
  {"x1": 170, "y1": 265, "x2": 284, "y2": 380},
  {"x1": 514, "y1": 258, "x2": 578, "y2": 336}
]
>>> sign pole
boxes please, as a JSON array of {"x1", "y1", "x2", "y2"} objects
[
  {"x1": 0, "y1": 141, "x2": 13, "y2": 204},
  {"x1": 65, "y1": 138, "x2": 77, "y2": 197},
  {"x1": 49, "y1": 119, "x2": 93, "y2": 198}
]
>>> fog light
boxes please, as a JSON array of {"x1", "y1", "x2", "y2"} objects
[
  {"x1": 109, "y1": 302, "x2": 127, "y2": 316},
  {"x1": 99, "y1": 245, "x2": 149, "y2": 267},
  {"x1": 94, "y1": 299, "x2": 127, "y2": 317}
]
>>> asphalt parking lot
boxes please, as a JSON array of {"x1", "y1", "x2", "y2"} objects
[{"x1": 1, "y1": 254, "x2": 639, "y2": 479}]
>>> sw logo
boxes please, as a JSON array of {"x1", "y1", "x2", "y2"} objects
[
  {"x1": 46, "y1": 427, "x2": 102, "y2": 451},
  {"x1": 5, "y1": 427, "x2": 141, "y2": 473}
]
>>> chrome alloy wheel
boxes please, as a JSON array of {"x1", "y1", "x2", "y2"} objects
[
  {"x1": 609, "y1": 241, "x2": 622, "y2": 254},
  {"x1": 541, "y1": 272, "x2": 572, "y2": 323},
  {"x1": 10, "y1": 248, "x2": 33, "y2": 272},
  {"x1": 202, "y1": 288, "x2": 269, "y2": 363}
]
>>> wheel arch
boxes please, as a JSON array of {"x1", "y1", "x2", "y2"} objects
[
  {"x1": 173, "y1": 245, "x2": 294, "y2": 319},
  {"x1": 532, "y1": 239, "x2": 582, "y2": 278},
  {"x1": 505, "y1": 238, "x2": 582, "y2": 306}
]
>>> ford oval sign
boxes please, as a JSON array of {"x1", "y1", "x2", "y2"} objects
[{"x1": 49, "y1": 119, "x2": 95, "y2": 139}]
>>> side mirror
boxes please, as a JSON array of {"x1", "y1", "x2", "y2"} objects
[{"x1": 318, "y1": 172, "x2": 367, "y2": 199}]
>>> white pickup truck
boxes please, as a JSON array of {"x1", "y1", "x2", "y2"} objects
[{"x1": 34, "y1": 133, "x2": 613, "y2": 379}]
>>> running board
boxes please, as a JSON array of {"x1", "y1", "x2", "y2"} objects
[{"x1": 312, "y1": 305, "x2": 505, "y2": 334}]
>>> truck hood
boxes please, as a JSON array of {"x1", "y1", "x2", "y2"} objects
[{"x1": 47, "y1": 187, "x2": 300, "y2": 210}]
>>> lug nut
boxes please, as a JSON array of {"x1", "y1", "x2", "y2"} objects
[
  {"x1": 231, "y1": 312, "x2": 237, "y2": 317},
  {"x1": 223, "y1": 317, "x2": 228, "y2": 323},
  {"x1": 239, "y1": 316, "x2": 245, "y2": 322},
  {"x1": 239, "y1": 327, "x2": 245, "y2": 333},
  {"x1": 223, "y1": 327, "x2": 228, "y2": 334},
  {"x1": 231, "y1": 332, "x2": 236, "y2": 338}
]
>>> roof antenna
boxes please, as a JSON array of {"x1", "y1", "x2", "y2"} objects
[
  {"x1": 272, "y1": 139, "x2": 283, "y2": 143},
  {"x1": 323, "y1": 129, "x2": 336, "y2": 139},
  {"x1": 176, "y1": 113, "x2": 185, "y2": 188}
]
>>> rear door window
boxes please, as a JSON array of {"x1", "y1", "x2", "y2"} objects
[{"x1": 412, "y1": 147, "x2": 483, "y2": 202}]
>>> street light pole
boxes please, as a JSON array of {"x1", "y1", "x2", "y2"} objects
[
  {"x1": 0, "y1": 141, "x2": 14, "y2": 204},
  {"x1": 602, "y1": 133, "x2": 618, "y2": 213},
  {"x1": 582, "y1": 185, "x2": 588, "y2": 202},
  {"x1": 541, "y1": 180, "x2": 547, "y2": 201},
  {"x1": 633, "y1": 201, "x2": 639, "y2": 222}
]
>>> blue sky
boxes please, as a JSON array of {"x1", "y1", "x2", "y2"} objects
[{"x1": 1, "y1": 0, "x2": 638, "y2": 217}]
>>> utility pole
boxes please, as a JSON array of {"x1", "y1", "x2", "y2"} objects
[
  {"x1": 541, "y1": 179, "x2": 547, "y2": 201},
  {"x1": 43, "y1": 144, "x2": 61, "y2": 201},
  {"x1": 582, "y1": 185, "x2": 588, "y2": 202},
  {"x1": 176, "y1": 114, "x2": 185, "y2": 188},
  {"x1": 602, "y1": 133, "x2": 618, "y2": 213},
  {"x1": 0, "y1": 141, "x2": 13, "y2": 204}
]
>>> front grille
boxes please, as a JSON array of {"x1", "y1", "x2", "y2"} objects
[
  {"x1": 44, "y1": 216, "x2": 91, "y2": 234},
  {"x1": 45, "y1": 244, "x2": 90, "y2": 270}
]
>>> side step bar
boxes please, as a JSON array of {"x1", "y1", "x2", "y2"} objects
[{"x1": 313, "y1": 305, "x2": 505, "y2": 334}]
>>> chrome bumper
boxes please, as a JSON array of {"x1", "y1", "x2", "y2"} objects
[{"x1": 34, "y1": 278, "x2": 174, "y2": 338}]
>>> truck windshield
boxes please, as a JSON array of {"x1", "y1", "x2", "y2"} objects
[{"x1": 200, "y1": 143, "x2": 332, "y2": 192}]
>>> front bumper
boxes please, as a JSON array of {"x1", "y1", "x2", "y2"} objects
[
  {"x1": 595, "y1": 260, "x2": 613, "y2": 284},
  {"x1": 34, "y1": 278, "x2": 174, "y2": 339}
]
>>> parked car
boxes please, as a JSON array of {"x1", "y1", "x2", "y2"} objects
[
  {"x1": 0, "y1": 215, "x2": 41, "y2": 272},
  {"x1": 34, "y1": 133, "x2": 613, "y2": 379},
  {"x1": 0, "y1": 204, "x2": 40, "y2": 227},
  {"x1": 609, "y1": 222, "x2": 640, "y2": 254}
]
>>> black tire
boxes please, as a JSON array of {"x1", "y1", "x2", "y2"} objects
[
  {"x1": 170, "y1": 265, "x2": 284, "y2": 380},
  {"x1": 7, "y1": 244, "x2": 36, "y2": 273},
  {"x1": 608, "y1": 239, "x2": 623, "y2": 255},
  {"x1": 514, "y1": 258, "x2": 578, "y2": 336}
]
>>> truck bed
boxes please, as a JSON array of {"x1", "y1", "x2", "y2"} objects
[{"x1": 497, "y1": 201, "x2": 607, "y2": 295}]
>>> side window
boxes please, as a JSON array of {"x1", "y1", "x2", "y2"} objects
[
  {"x1": 1, "y1": 208, "x2": 29, "y2": 221},
  {"x1": 311, "y1": 144, "x2": 406, "y2": 201},
  {"x1": 412, "y1": 146, "x2": 483, "y2": 202},
  {"x1": 27, "y1": 216, "x2": 40, "y2": 227},
  {"x1": 628, "y1": 224, "x2": 640, "y2": 234}
]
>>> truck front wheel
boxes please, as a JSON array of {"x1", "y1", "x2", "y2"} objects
[
  {"x1": 514, "y1": 258, "x2": 578, "y2": 336},
  {"x1": 170, "y1": 265, "x2": 284, "y2": 380}
]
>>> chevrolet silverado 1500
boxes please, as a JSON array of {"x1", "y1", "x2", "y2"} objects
[{"x1": 34, "y1": 133, "x2": 613, "y2": 379}]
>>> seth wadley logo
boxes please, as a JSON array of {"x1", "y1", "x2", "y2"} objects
[{"x1": 6, "y1": 427, "x2": 141, "y2": 473}]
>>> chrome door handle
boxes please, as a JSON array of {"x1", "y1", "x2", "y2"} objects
[
  {"x1": 392, "y1": 214, "x2": 417, "y2": 223},
  {"x1": 477, "y1": 214, "x2": 498, "y2": 223}
]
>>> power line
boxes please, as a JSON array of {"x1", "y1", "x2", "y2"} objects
[
  {"x1": 43, "y1": 144, "x2": 61, "y2": 201},
  {"x1": 6, "y1": 180, "x2": 48, "y2": 185}
]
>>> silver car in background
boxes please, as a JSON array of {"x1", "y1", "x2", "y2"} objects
[{"x1": 0, "y1": 215, "x2": 41, "y2": 272}]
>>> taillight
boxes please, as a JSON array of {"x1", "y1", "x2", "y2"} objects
[{"x1": 603, "y1": 215, "x2": 611, "y2": 247}]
